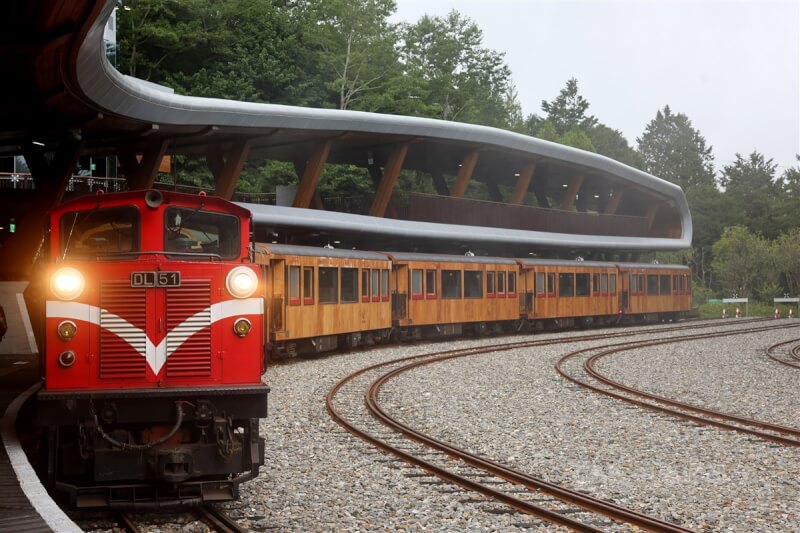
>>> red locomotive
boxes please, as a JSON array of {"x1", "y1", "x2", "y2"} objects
[{"x1": 38, "y1": 189, "x2": 268, "y2": 508}]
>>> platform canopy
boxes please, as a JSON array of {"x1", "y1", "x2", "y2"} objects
[{"x1": 0, "y1": 0, "x2": 691, "y2": 276}]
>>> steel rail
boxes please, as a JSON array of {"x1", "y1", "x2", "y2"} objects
[
  {"x1": 556, "y1": 322, "x2": 800, "y2": 446},
  {"x1": 365, "y1": 352, "x2": 693, "y2": 532},
  {"x1": 765, "y1": 337, "x2": 800, "y2": 369},
  {"x1": 325, "y1": 322, "x2": 745, "y2": 531},
  {"x1": 195, "y1": 504, "x2": 249, "y2": 533}
]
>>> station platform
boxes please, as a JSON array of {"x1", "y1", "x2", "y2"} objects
[{"x1": 0, "y1": 353, "x2": 79, "y2": 532}]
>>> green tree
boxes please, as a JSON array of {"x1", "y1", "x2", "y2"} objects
[
  {"x1": 712, "y1": 225, "x2": 776, "y2": 298},
  {"x1": 540, "y1": 77, "x2": 597, "y2": 135},
  {"x1": 774, "y1": 227, "x2": 800, "y2": 296},
  {"x1": 586, "y1": 124, "x2": 644, "y2": 169},
  {"x1": 637, "y1": 105, "x2": 716, "y2": 190},
  {"x1": 398, "y1": 11, "x2": 520, "y2": 127},
  {"x1": 303, "y1": 0, "x2": 400, "y2": 110},
  {"x1": 720, "y1": 151, "x2": 783, "y2": 238}
]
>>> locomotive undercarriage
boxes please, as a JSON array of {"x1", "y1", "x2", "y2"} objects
[{"x1": 37, "y1": 386, "x2": 268, "y2": 509}]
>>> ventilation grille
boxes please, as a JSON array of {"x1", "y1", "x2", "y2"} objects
[
  {"x1": 100, "y1": 282, "x2": 147, "y2": 380},
  {"x1": 165, "y1": 280, "x2": 212, "y2": 378}
]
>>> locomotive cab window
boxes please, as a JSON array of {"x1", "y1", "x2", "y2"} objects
[
  {"x1": 165, "y1": 207, "x2": 239, "y2": 259},
  {"x1": 60, "y1": 206, "x2": 140, "y2": 258},
  {"x1": 442, "y1": 270, "x2": 462, "y2": 299},
  {"x1": 319, "y1": 267, "x2": 338, "y2": 304},
  {"x1": 341, "y1": 268, "x2": 358, "y2": 303},
  {"x1": 558, "y1": 273, "x2": 574, "y2": 297},
  {"x1": 464, "y1": 271, "x2": 483, "y2": 299}
]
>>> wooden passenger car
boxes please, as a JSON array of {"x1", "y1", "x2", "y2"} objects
[
  {"x1": 617, "y1": 263, "x2": 692, "y2": 319},
  {"x1": 254, "y1": 244, "x2": 392, "y2": 355},
  {"x1": 388, "y1": 252, "x2": 520, "y2": 336},
  {"x1": 517, "y1": 259, "x2": 620, "y2": 326}
]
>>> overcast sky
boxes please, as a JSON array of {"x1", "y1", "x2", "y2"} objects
[{"x1": 391, "y1": 0, "x2": 800, "y2": 175}]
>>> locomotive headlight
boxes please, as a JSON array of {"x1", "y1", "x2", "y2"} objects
[
  {"x1": 226, "y1": 267, "x2": 257, "y2": 299},
  {"x1": 50, "y1": 267, "x2": 85, "y2": 300},
  {"x1": 57, "y1": 320, "x2": 77, "y2": 340},
  {"x1": 233, "y1": 318, "x2": 252, "y2": 337}
]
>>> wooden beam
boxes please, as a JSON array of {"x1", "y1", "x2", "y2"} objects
[
  {"x1": 560, "y1": 174, "x2": 584, "y2": 211},
  {"x1": 133, "y1": 139, "x2": 168, "y2": 190},
  {"x1": 450, "y1": 150, "x2": 480, "y2": 198},
  {"x1": 605, "y1": 189, "x2": 624, "y2": 215},
  {"x1": 292, "y1": 141, "x2": 331, "y2": 209},
  {"x1": 368, "y1": 144, "x2": 409, "y2": 217},
  {"x1": 510, "y1": 163, "x2": 536, "y2": 205},
  {"x1": 645, "y1": 204, "x2": 659, "y2": 229},
  {"x1": 430, "y1": 170, "x2": 450, "y2": 196},
  {"x1": 214, "y1": 139, "x2": 252, "y2": 200},
  {"x1": 0, "y1": 138, "x2": 83, "y2": 278},
  {"x1": 486, "y1": 181, "x2": 503, "y2": 202}
]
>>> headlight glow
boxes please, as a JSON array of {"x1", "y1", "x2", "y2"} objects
[
  {"x1": 57, "y1": 320, "x2": 77, "y2": 340},
  {"x1": 226, "y1": 267, "x2": 258, "y2": 299},
  {"x1": 50, "y1": 267, "x2": 85, "y2": 300}
]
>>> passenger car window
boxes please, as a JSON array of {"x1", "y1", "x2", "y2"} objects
[
  {"x1": 442, "y1": 270, "x2": 462, "y2": 299},
  {"x1": 464, "y1": 271, "x2": 483, "y2": 299},
  {"x1": 341, "y1": 268, "x2": 358, "y2": 303},
  {"x1": 319, "y1": 267, "x2": 338, "y2": 304}
]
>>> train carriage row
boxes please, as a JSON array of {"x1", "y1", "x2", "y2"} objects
[{"x1": 256, "y1": 244, "x2": 692, "y2": 357}]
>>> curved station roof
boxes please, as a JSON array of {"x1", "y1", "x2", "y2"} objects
[{"x1": 0, "y1": 0, "x2": 691, "y2": 273}]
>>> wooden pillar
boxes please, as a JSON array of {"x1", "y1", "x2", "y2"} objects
[
  {"x1": 368, "y1": 143, "x2": 409, "y2": 217},
  {"x1": 0, "y1": 138, "x2": 83, "y2": 278},
  {"x1": 560, "y1": 174, "x2": 584, "y2": 211},
  {"x1": 293, "y1": 141, "x2": 331, "y2": 209},
  {"x1": 450, "y1": 150, "x2": 479, "y2": 198},
  {"x1": 510, "y1": 162, "x2": 536, "y2": 205},
  {"x1": 212, "y1": 139, "x2": 252, "y2": 200},
  {"x1": 605, "y1": 189, "x2": 624, "y2": 215},
  {"x1": 119, "y1": 139, "x2": 168, "y2": 190},
  {"x1": 430, "y1": 169, "x2": 450, "y2": 196}
]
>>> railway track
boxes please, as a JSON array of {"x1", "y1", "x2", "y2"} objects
[
  {"x1": 765, "y1": 337, "x2": 800, "y2": 368},
  {"x1": 110, "y1": 505, "x2": 247, "y2": 533},
  {"x1": 326, "y1": 322, "x2": 761, "y2": 531},
  {"x1": 556, "y1": 321, "x2": 800, "y2": 447}
]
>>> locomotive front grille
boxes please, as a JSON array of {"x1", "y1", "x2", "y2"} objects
[
  {"x1": 165, "y1": 280, "x2": 212, "y2": 378},
  {"x1": 100, "y1": 282, "x2": 148, "y2": 380}
]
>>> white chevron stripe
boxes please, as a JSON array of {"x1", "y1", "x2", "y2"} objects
[{"x1": 46, "y1": 298, "x2": 263, "y2": 376}]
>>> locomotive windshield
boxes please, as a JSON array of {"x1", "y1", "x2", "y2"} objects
[
  {"x1": 59, "y1": 206, "x2": 140, "y2": 258},
  {"x1": 164, "y1": 206, "x2": 240, "y2": 259}
]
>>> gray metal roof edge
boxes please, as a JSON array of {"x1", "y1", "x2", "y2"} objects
[
  {"x1": 77, "y1": 1, "x2": 691, "y2": 250},
  {"x1": 387, "y1": 252, "x2": 518, "y2": 265},
  {"x1": 239, "y1": 203, "x2": 691, "y2": 251}
]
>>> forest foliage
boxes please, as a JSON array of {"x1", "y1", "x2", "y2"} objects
[{"x1": 117, "y1": 0, "x2": 800, "y2": 301}]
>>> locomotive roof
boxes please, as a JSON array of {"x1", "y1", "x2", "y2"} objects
[
  {"x1": 51, "y1": 189, "x2": 252, "y2": 219},
  {"x1": 255, "y1": 243, "x2": 390, "y2": 261},
  {"x1": 387, "y1": 252, "x2": 518, "y2": 265}
]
